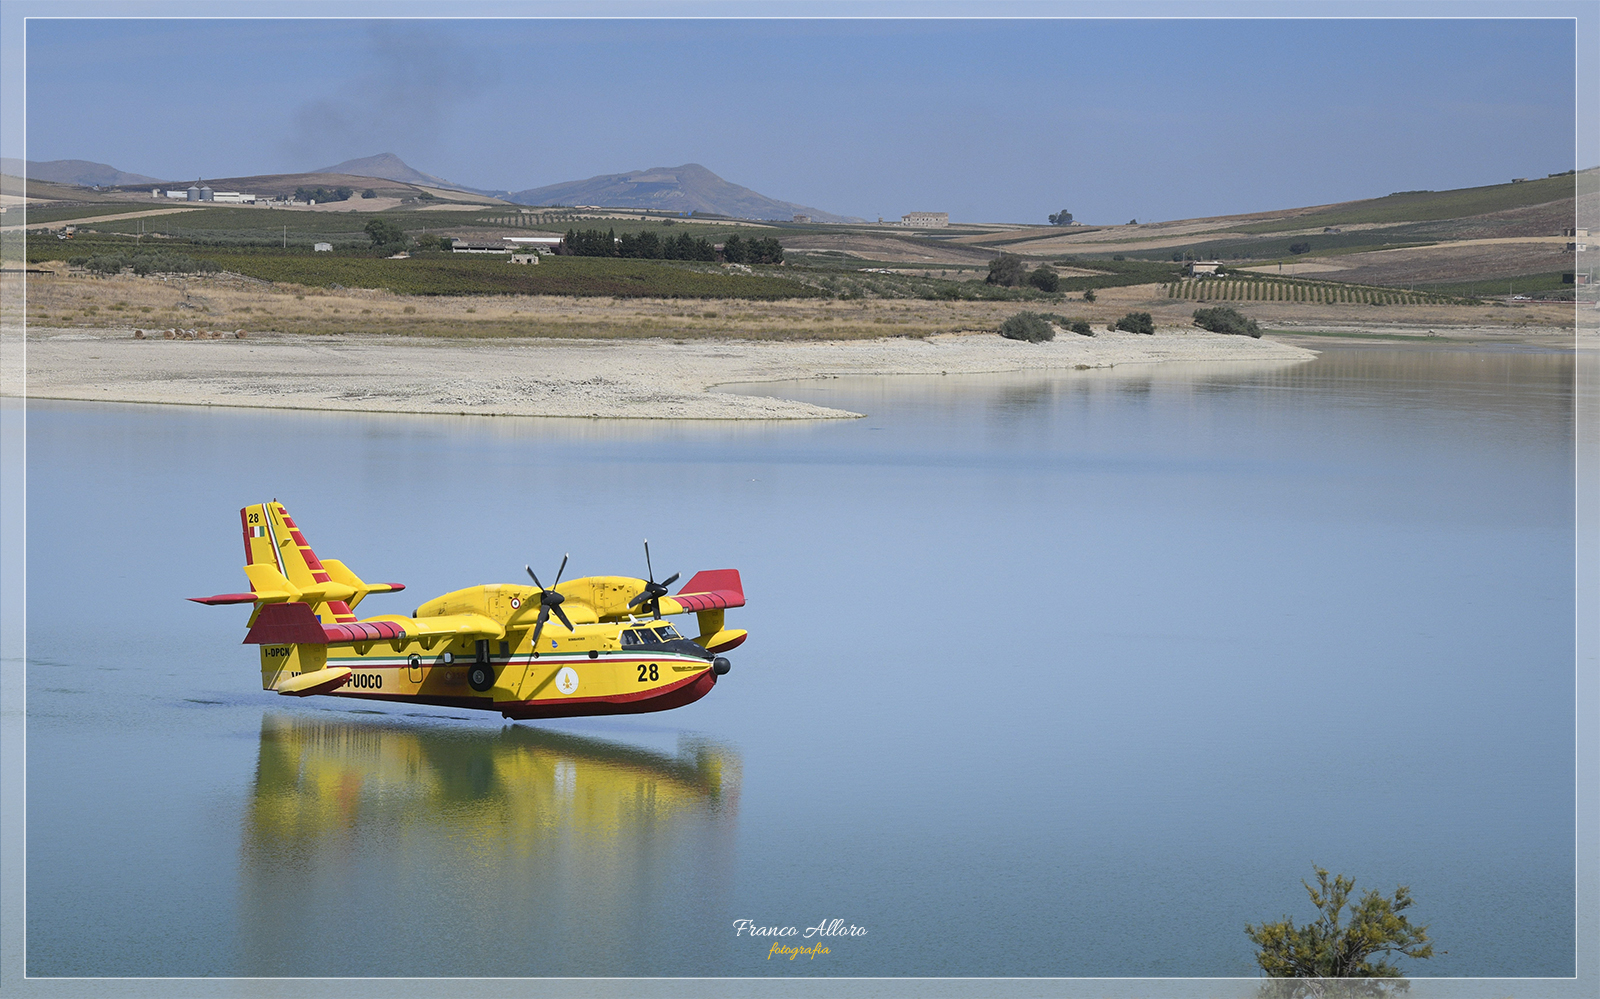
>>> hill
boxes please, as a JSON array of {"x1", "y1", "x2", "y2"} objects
[
  {"x1": 1, "y1": 158, "x2": 162, "y2": 187},
  {"x1": 508, "y1": 163, "x2": 863, "y2": 223},
  {"x1": 137, "y1": 171, "x2": 512, "y2": 205},
  {"x1": 313, "y1": 153, "x2": 506, "y2": 198}
]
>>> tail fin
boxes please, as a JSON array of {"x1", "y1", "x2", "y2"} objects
[
  {"x1": 243, "y1": 501, "x2": 350, "y2": 622},
  {"x1": 193, "y1": 502, "x2": 405, "y2": 694},
  {"x1": 239, "y1": 502, "x2": 403, "y2": 623}
]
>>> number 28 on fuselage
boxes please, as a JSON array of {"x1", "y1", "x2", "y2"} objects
[{"x1": 190, "y1": 502, "x2": 747, "y2": 719}]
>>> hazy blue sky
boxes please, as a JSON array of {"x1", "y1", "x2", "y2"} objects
[{"x1": 12, "y1": 11, "x2": 1592, "y2": 223}]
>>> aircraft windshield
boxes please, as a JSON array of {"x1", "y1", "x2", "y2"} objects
[
  {"x1": 654, "y1": 625, "x2": 681, "y2": 641},
  {"x1": 620, "y1": 629, "x2": 643, "y2": 646}
]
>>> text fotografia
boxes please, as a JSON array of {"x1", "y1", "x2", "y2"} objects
[
  {"x1": 769, "y1": 943, "x2": 829, "y2": 961},
  {"x1": 733, "y1": 919, "x2": 869, "y2": 940}
]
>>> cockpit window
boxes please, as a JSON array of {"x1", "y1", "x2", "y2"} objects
[
  {"x1": 654, "y1": 625, "x2": 681, "y2": 641},
  {"x1": 620, "y1": 629, "x2": 642, "y2": 646}
]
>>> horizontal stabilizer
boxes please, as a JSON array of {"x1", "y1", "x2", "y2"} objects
[
  {"x1": 244, "y1": 603, "x2": 502, "y2": 646},
  {"x1": 277, "y1": 666, "x2": 353, "y2": 697},
  {"x1": 189, "y1": 592, "x2": 257, "y2": 605},
  {"x1": 667, "y1": 569, "x2": 745, "y2": 612}
]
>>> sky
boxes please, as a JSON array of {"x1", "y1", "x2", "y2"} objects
[{"x1": 8, "y1": 7, "x2": 1596, "y2": 224}]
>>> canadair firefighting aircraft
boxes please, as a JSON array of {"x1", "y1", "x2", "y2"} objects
[{"x1": 191, "y1": 502, "x2": 746, "y2": 719}]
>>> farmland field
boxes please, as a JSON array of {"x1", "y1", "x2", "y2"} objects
[
  {"x1": 213, "y1": 253, "x2": 824, "y2": 299},
  {"x1": 1226, "y1": 173, "x2": 1576, "y2": 233}
]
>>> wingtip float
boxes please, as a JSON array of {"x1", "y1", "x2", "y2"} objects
[{"x1": 192, "y1": 501, "x2": 746, "y2": 719}]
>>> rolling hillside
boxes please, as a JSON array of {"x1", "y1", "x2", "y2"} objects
[
  {"x1": 314, "y1": 153, "x2": 507, "y2": 198},
  {"x1": 509, "y1": 163, "x2": 863, "y2": 223},
  {"x1": 0, "y1": 158, "x2": 162, "y2": 187}
]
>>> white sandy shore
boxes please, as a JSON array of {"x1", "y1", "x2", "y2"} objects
[{"x1": 7, "y1": 326, "x2": 1319, "y2": 420}]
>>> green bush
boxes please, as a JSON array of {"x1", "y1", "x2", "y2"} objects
[
  {"x1": 998, "y1": 311, "x2": 1055, "y2": 343},
  {"x1": 1192, "y1": 306, "x2": 1261, "y2": 337},
  {"x1": 1027, "y1": 266, "x2": 1060, "y2": 292},
  {"x1": 1042, "y1": 313, "x2": 1093, "y2": 336},
  {"x1": 1112, "y1": 311, "x2": 1155, "y2": 335},
  {"x1": 987, "y1": 253, "x2": 1026, "y2": 287},
  {"x1": 1083, "y1": 288, "x2": 1096, "y2": 303},
  {"x1": 364, "y1": 218, "x2": 406, "y2": 247},
  {"x1": 1289, "y1": 242, "x2": 1311, "y2": 254}
]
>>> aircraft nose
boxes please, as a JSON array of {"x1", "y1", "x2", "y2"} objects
[{"x1": 713, "y1": 657, "x2": 731, "y2": 675}]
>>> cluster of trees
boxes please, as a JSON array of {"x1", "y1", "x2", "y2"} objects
[
  {"x1": 361, "y1": 219, "x2": 451, "y2": 254},
  {"x1": 987, "y1": 254, "x2": 1061, "y2": 291},
  {"x1": 1048, "y1": 209, "x2": 1074, "y2": 225},
  {"x1": 295, "y1": 186, "x2": 353, "y2": 203},
  {"x1": 722, "y1": 234, "x2": 784, "y2": 265},
  {"x1": 364, "y1": 219, "x2": 406, "y2": 246},
  {"x1": 1289, "y1": 242, "x2": 1312, "y2": 254},
  {"x1": 562, "y1": 228, "x2": 763, "y2": 263},
  {"x1": 1192, "y1": 305, "x2": 1262, "y2": 338},
  {"x1": 69, "y1": 251, "x2": 219, "y2": 276}
]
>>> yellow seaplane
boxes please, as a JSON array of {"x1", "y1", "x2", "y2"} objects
[{"x1": 191, "y1": 502, "x2": 746, "y2": 719}]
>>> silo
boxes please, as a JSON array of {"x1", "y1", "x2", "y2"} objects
[
  {"x1": 187, "y1": 184, "x2": 201, "y2": 201},
  {"x1": 200, "y1": 186, "x2": 214, "y2": 201}
]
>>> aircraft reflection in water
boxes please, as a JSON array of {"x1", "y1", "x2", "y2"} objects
[{"x1": 239, "y1": 713, "x2": 741, "y2": 977}]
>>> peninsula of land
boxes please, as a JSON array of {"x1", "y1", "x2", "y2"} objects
[{"x1": 11, "y1": 327, "x2": 1320, "y2": 420}]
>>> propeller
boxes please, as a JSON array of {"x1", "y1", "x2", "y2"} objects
[
  {"x1": 524, "y1": 554, "x2": 574, "y2": 652},
  {"x1": 627, "y1": 539, "x2": 680, "y2": 619}
]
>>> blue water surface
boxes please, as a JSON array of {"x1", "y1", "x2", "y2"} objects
[{"x1": 22, "y1": 344, "x2": 1575, "y2": 981}]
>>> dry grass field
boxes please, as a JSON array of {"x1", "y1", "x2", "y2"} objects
[
  {"x1": 1242, "y1": 241, "x2": 1574, "y2": 287},
  {"x1": 5, "y1": 266, "x2": 1572, "y2": 346}
]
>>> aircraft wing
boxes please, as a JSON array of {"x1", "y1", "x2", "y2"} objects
[
  {"x1": 658, "y1": 569, "x2": 745, "y2": 614},
  {"x1": 243, "y1": 602, "x2": 503, "y2": 646}
]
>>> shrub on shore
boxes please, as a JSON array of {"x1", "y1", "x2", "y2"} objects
[
  {"x1": 1112, "y1": 311, "x2": 1155, "y2": 335},
  {"x1": 1040, "y1": 313, "x2": 1092, "y2": 336},
  {"x1": 998, "y1": 311, "x2": 1056, "y2": 342},
  {"x1": 1192, "y1": 305, "x2": 1262, "y2": 338}
]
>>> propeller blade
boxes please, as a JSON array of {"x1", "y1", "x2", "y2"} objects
[
  {"x1": 661, "y1": 572, "x2": 680, "y2": 588},
  {"x1": 627, "y1": 590, "x2": 650, "y2": 609},
  {"x1": 552, "y1": 603, "x2": 574, "y2": 632},
  {"x1": 552, "y1": 553, "x2": 569, "y2": 588},
  {"x1": 644, "y1": 540, "x2": 654, "y2": 583},
  {"x1": 530, "y1": 604, "x2": 550, "y2": 651},
  {"x1": 526, "y1": 565, "x2": 544, "y2": 590}
]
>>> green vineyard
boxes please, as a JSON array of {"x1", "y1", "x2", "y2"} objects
[{"x1": 1164, "y1": 276, "x2": 1469, "y2": 307}]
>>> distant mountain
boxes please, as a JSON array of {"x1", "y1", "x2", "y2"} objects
[
  {"x1": 0, "y1": 158, "x2": 161, "y2": 187},
  {"x1": 314, "y1": 153, "x2": 505, "y2": 198},
  {"x1": 508, "y1": 163, "x2": 863, "y2": 223}
]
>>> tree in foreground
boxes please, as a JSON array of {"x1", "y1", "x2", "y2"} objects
[{"x1": 1246, "y1": 866, "x2": 1433, "y2": 998}]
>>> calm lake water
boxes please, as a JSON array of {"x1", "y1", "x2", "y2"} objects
[{"x1": 22, "y1": 344, "x2": 1576, "y2": 985}]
